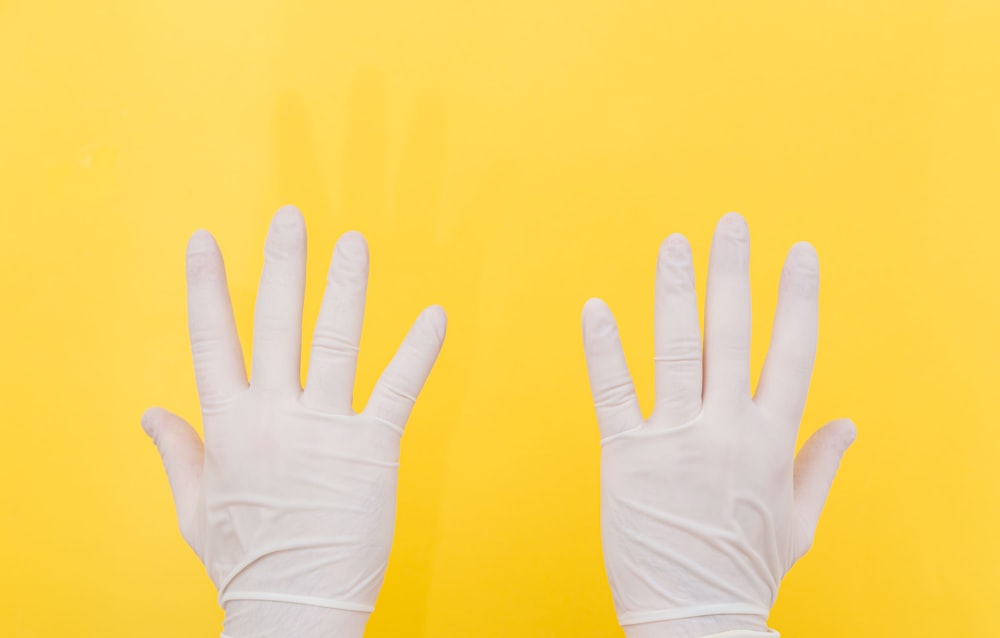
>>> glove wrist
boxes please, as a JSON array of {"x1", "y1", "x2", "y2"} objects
[
  {"x1": 222, "y1": 600, "x2": 368, "y2": 638},
  {"x1": 622, "y1": 614, "x2": 775, "y2": 638}
]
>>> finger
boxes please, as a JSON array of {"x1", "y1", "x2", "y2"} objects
[
  {"x1": 703, "y1": 212, "x2": 752, "y2": 404},
  {"x1": 652, "y1": 233, "x2": 703, "y2": 426},
  {"x1": 792, "y1": 418, "x2": 857, "y2": 557},
  {"x1": 582, "y1": 298, "x2": 643, "y2": 441},
  {"x1": 754, "y1": 242, "x2": 820, "y2": 427},
  {"x1": 362, "y1": 305, "x2": 447, "y2": 433},
  {"x1": 251, "y1": 205, "x2": 307, "y2": 392},
  {"x1": 186, "y1": 230, "x2": 248, "y2": 409},
  {"x1": 302, "y1": 232, "x2": 369, "y2": 414},
  {"x1": 141, "y1": 406, "x2": 204, "y2": 545}
]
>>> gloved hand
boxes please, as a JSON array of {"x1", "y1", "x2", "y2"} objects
[
  {"x1": 582, "y1": 212, "x2": 856, "y2": 637},
  {"x1": 141, "y1": 205, "x2": 446, "y2": 638}
]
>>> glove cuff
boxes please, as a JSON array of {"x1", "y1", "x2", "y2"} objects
[
  {"x1": 619, "y1": 603, "x2": 770, "y2": 625},
  {"x1": 212, "y1": 539, "x2": 384, "y2": 615},
  {"x1": 620, "y1": 606, "x2": 775, "y2": 638},
  {"x1": 220, "y1": 590, "x2": 374, "y2": 612},
  {"x1": 220, "y1": 599, "x2": 369, "y2": 638}
]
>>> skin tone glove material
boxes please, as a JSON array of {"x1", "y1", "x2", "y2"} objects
[
  {"x1": 141, "y1": 205, "x2": 446, "y2": 638},
  {"x1": 582, "y1": 212, "x2": 856, "y2": 637}
]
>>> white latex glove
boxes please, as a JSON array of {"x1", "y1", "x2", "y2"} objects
[
  {"x1": 582, "y1": 212, "x2": 856, "y2": 638},
  {"x1": 142, "y1": 205, "x2": 446, "y2": 638}
]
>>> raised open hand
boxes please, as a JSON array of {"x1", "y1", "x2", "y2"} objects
[
  {"x1": 141, "y1": 205, "x2": 446, "y2": 637},
  {"x1": 582, "y1": 212, "x2": 856, "y2": 637}
]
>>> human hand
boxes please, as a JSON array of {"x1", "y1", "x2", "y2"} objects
[
  {"x1": 141, "y1": 205, "x2": 446, "y2": 637},
  {"x1": 582, "y1": 212, "x2": 856, "y2": 637}
]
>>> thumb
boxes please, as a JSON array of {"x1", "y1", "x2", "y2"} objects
[
  {"x1": 141, "y1": 406, "x2": 204, "y2": 544},
  {"x1": 792, "y1": 418, "x2": 857, "y2": 557}
]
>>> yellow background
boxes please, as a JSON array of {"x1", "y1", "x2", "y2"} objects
[{"x1": 1, "y1": 1, "x2": 998, "y2": 636}]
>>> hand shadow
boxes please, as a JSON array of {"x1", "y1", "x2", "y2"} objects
[{"x1": 271, "y1": 68, "x2": 517, "y2": 634}]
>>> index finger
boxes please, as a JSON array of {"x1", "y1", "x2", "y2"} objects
[
  {"x1": 362, "y1": 305, "x2": 447, "y2": 433},
  {"x1": 753, "y1": 241, "x2": 820, "y2": 427},
  {"x1": 186, "y1": 230, "x2": 248, "y2": 410}
]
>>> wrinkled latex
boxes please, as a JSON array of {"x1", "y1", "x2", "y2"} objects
[
  {"x1": 142, "y1": 206, "x2": 446, "y2": 636},
  {"x1": 194, "y1": 394, "x2": 406, "y2": 611},
  {"x1": 582, "y1": 213, "x2": 855, "y2": 635}
]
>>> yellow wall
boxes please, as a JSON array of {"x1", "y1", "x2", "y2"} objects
[{"x1": 1, "y1": 1, "x2": 997, "y2": 636}]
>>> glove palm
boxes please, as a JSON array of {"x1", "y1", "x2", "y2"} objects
[{"x1": 583, "y1": 213, "x2": 855, "y2": 635}]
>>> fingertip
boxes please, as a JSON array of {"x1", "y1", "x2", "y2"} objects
[
  {"x1": 186, "y1": 230, "x2": 226, "y2": 280},
  {"x1": 272, "y1": 204, "x2": 305, "y2": 230},
  {"x1": 660, "y1": 232, "x2": 690, "y2": 255},
  {"x1": 187, "y1": 229, "x2": 217, "y2": 254},
  {"x1": 581, "y1": 297, "x2": 605, "y2": 332},
  {"x1": 276, "y1": 202, "x2": 302, "y2": 216},
  {"x1": 140, "y1": 406, "x2": 164, "y2": 436},
  {"x1": 658, "y1": 233, "x2": 694, "y2": 276},
  {"x1": 421, "y1": 304, "x2": 447, "y2": 341},
  {"x1": 837, "y1": 418, "x2": 858, "y2": 448},
  {"x1": 336, "y1": 230, "x2": 369, "y2": 258},
  {"x1": 582, "y1": 297, "x2": 610, "y2": 319},
  {"x1": 790, "y1": 240, "x2": 818, "y2": 256},
  {"x1": 331, "y1": 230, "x2": 370, "y2": 283},
  {"x1": 788, "y1": 241, "x2": 819, "y2": 272},
  {"x1": 715, "y1": 211, "x2": 749, "y2": 243},
  {"x1": 719, "y1": 210, "x2": 747, "y2": 225},
  {"x1": 424, "y1": 303, "x2": 447, "y2": 321},
  {"x1": 582, "y1": 298, "x2": 619, "y2": 347},
  {"x1": 813, "y1": 418, "x2": 857, "y2": 455}
]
